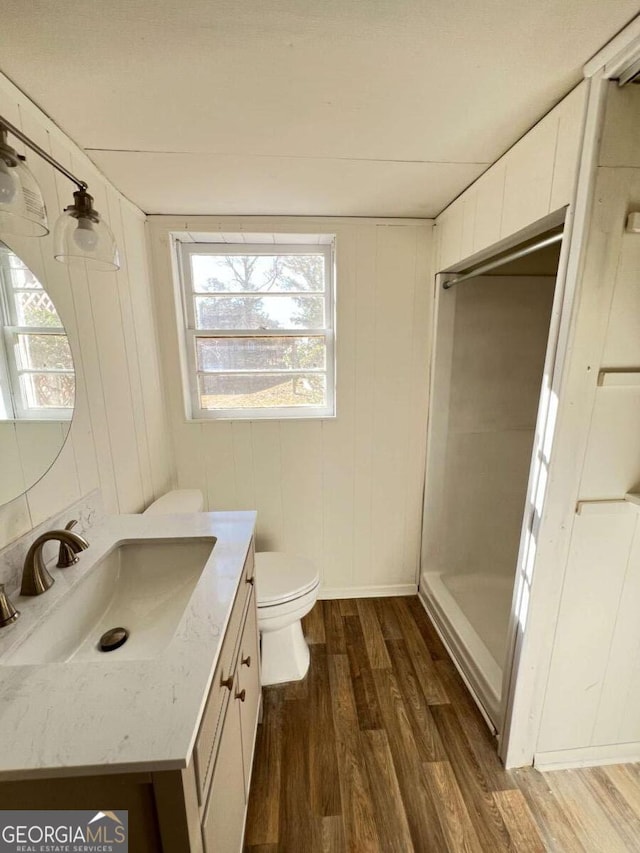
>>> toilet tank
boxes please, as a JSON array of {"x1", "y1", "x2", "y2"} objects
[{"x1": 143, "y1": 489, "x2": 204, "y2": 514}]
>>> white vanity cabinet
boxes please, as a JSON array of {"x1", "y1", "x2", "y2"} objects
[
  {"x1": 0, "y1": 536, "x2": 261, "y2": 853},
  {"x1": 120, "y1": 537, "x2": 262, "y2": 852},
  {"x1": 199, "y1": 542, "x2": 261, "y2": 852}
]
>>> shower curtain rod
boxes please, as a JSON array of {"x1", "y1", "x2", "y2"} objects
[{"x1": 442, "y1": 230, "x2": 564, "y2": 290}]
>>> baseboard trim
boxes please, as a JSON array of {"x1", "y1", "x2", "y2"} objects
[
  {"x1": 318, "y1": 584, "x2": 417, "y2": 600},
  {"x1": 534, "y1": 743, "x2": 640, "y2": 771}
]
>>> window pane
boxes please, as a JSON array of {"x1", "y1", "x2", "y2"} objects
[
  {"x1": 191, "y1": 254, "x2": 325, "y2": 293},
  {"x1": 21, "y1": 373, "x2": 75, "y2": 409},
  {"x1": 14, "y1": 290, "x2": 62, "y2": 326},
  {"x1": 16, "y1": 335, "x2": 73, "y2": 371},
  {"x1": 196, "y1": 337, "x2": 325, "y2": 372},
  {"x1": 3, "y1": 252, "x2": 41, "y2": 286},
  {"x1": 199, "y1": 373, "x2": 326, "y2": 410},
  {"x1": 194, "y1": 295, "x2": 324, "y2": 330}
]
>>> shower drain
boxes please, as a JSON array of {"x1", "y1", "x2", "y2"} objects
[{"x1": 99, "y1": 626, "x2": 129, "y2": 652}]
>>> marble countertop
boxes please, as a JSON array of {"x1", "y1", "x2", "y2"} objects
[{"x1": 0, "y1": 510, "x2": 256, "y2": 780}]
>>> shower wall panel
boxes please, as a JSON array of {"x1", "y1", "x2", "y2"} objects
[{"x1": 439, "y1": 275, "x2": 555, "y2": 584}]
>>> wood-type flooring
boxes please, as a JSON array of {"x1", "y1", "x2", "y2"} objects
[{"x1": 244, "y1": 597, "x2": 640, "y2": 852}]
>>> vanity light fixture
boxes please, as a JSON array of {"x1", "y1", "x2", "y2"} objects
[
  {"x1": 0, "y1": 127, "x2": 48, "y2": 237},
  {"x1": 0, "y1": 115, "x2": 120, "y2": 271}
]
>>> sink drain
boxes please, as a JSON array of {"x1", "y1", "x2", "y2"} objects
[{"x1": 99, "y1": 627, "x2": 129, "y2": 652}]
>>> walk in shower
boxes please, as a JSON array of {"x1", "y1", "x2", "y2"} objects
[{"x1": 420, "y1": 231, "x2": 562, "y2": 727}]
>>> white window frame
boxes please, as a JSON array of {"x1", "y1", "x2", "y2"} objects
[
  {"x1": 0, "y1": 256, "x2": 74, "y2": 421},
  {"x1": 177, "y1": 240, "x2": 336, "y2": 420}
]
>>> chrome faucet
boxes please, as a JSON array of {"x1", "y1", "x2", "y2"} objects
[{"x1": 21, "y1": 525, "x2": 89, "y2": 596}]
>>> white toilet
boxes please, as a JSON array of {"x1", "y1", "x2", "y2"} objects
[
  {"x1": 255, "y1": 552, "x2": 320, "y2": 686},
  {"x1": 142, "y1": 494, "x2": 319, "y2": 686}
]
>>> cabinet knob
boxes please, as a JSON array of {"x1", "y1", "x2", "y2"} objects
[
  {"x1": 236, "y1": 689, "x2": 246, "y2": 702},
  {"x1": 246, "y1": 575, "x2": 255, "y2": 586},
  {"x1": 241, "y1": 655, "x2": 251, "y2": 668},
  {"x1": 221, "y1": 674, "x2": 233, "y2": 691}
]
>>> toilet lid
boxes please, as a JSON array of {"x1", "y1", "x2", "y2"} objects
[{"x1": 255, "y1": 552, "x2": 320, "y2": 606}]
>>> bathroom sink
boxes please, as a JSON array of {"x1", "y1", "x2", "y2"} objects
[{"x1": 4, "y1": 537, "x2": 216, "y2": 665}]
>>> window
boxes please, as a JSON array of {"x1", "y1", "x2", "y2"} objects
[
  {"x1": 177, "y1": 239, "x2": 335, "y2": 419},
  {"x1": 0, "y1": 245, "x2": 74, "y2": 420}
]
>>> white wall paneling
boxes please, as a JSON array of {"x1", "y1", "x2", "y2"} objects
[
  {"x1": 0, "y1": 71, "x2": 174, "y2": 552},
  {"x1": 533, "y1": 115, "x2": 640, "y2": 766},
  {"x1": 427, "y1": 72, "x2": 640, "y2": 770},
  {"x1": 435, "y1": 83, "x2": 588, "y2": 272},
  {"x1": 148, "y1": 216, "x2": 432, "y2": 596},
  {"x1": 535, "y1": 500, "x2": 640, "y2": 768},
  {"x1": 427, "y1": 75, "x2": 640, "y2": 768},
  {"x1": 484, "y1": 79, "x2": 640, "y2": 769}
]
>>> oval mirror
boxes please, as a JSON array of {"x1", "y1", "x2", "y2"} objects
[{"x1": 0, "y1": 241, "x2": 75, "y2": 505}]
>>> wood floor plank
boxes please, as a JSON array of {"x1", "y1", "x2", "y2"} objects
[
  {"x1": 543, "y1": 768, "x2": 631, "y2": 853},
  {"x1": 405, "y1": 595, "x2": 450, "y2": 660},
  {"x1": 623, "y1": 763, "x2": 640, "y2": 789},
  {"x1": 434, "y1": 658, "x2": 516, "y2": 793},
  {"x1": 303, "y1": 602, "x2": 326, "y2": 645},
  {"x1": 320, "y1": 815, "x2": 346, "y2": 852},
  {"x1": 284, "y1": 674, "x2": 309, "y2": 701},
  {"x1": 278, "y1": 686, "x2": 317, "y2": 853},
  {"x1": 308, "y1": 645, "x2": 342, "y2": 817},
  {"x1": 385, "y1": 638, "x2": 446, "y2": 762},
  {"x1": 339, "y1": 598, "x2": 358, "y2": 616},
  {"x1": 360, "y1": 729, "x2": 414, "y2": 853},
  {"x1": 577, "y1": 767, "x2": 640, "y2": 851},
  {"x1": 513, "y1": 767, "x2": 587, "y2": 853},
  {"x1": 374, "y1": 597, "x2": 403, "y2": 639},
  {"x1": 245, "y1": 688, "x2": 284, "y2": 846},
  {"x1": 494, "y1": 789, "x2": 546, "y2": 853},
  {"x1": 603, "y1": 763, "x2": 640, "y2": 820},
  {"x1": 372, "y1": 666, "x2": 450, "y2": 852},
  {"x1": 430, "y1": 703, "x2": 513, "y2": 852},
  {"x1": 356, "y1": 598, "x2": 392, "y2": 669},
  {"x1": 422, "y1": 761, "x2": 484, "y2": 853},
  {"x1": 324, "y1": 599, "x2": 346, "y2": 655},
  {"x1": 328, "y1": 654, "x2": 380, "y2": 852},
  {"x1": 343, "y1": 615, "x2": 384, "y2": 731},
  {"x1": 392, "y1": 597, "x2": 448, "y2": 704}
]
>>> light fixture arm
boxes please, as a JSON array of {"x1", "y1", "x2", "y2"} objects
[
  {"x1": 0, "y1": 114, "x2": 120, "y2": 270},
  {"x1": 0, "y1": 114, "x2": 88, "y2": 191}
]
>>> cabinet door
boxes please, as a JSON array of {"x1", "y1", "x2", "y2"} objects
[
  {"x1": 202, "y1": 696, "x2": 245, "y2": 853},
  {"x1": 237, "y1": 594, "x2": 261, "y2": 795}
]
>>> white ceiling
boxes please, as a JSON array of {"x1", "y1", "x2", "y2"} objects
[{"x1": 0, "y1": 1, "x2": 638, "y2": 217}]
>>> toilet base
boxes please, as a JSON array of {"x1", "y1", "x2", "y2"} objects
[{"x1": 260, "y1": 620, "x2": 310, "y2": 686}]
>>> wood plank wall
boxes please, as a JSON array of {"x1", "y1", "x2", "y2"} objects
[
  {"x1": 435, "y1": 82, "x2": 587, "y2": 270},
  {"x1": 0, "y1": 73, "x2": 174, "y2": 549},
  {"x1": 148, "y1": 216, "x2": 432, "y2": 596},
  {"x1": 536, "y1": 84, "x2": 640, "y2": 767}
]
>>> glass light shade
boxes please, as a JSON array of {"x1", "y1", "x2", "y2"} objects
[
  {"x1": 53, "y1": 189, "x2": 120, "y2": 271},
  {"x1": 0, "y1": 156, "x2": 48, "y2": 237}
]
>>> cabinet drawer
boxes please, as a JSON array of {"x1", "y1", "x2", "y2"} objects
[{"x1": 194, "y1": 540, "x2": 255, "y2": 803}]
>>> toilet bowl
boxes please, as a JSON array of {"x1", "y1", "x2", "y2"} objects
[
  {"x1": 143, "y1": 489, "x2": 204, "y2": 514},
  {"x1": 255, "y1": 552, "x2": 320, "y2": 686}
]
